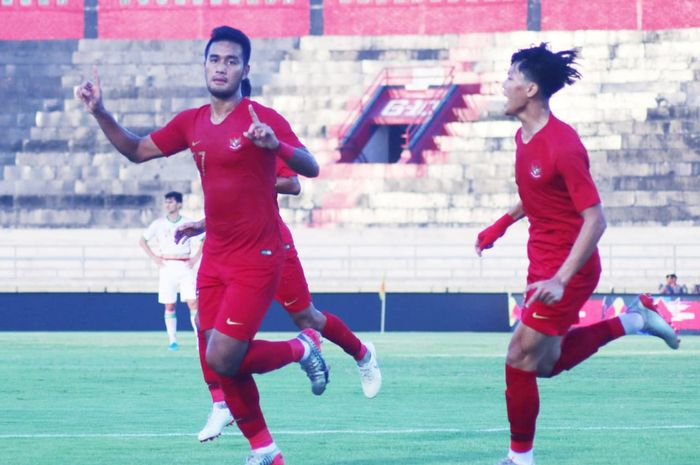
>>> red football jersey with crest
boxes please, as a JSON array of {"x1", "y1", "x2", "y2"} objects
[
  {"x1": 151, "y1": 98, "x2": 303, "y2": 265},
  {"x1": 514, "y1": 114, "x2": 601, "y2": 281}
]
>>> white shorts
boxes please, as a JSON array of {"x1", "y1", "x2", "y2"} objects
[{"x1": 158, "y1": 260, "x2": 197, "y2": 304}]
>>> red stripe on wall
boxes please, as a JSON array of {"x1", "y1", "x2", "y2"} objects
[
  {"x1": 0, "y1": 1, "x2": 84, "y2": 40},
  {"x1": 642, "y1": 0, "x2": 700, "y2": 30},
  {"x1": 541, "y1": 0, "x2": 638, "y2": 31},
  {"x1": 324, "y1": 0, "x2": 527, "y2": 36},
  {"x1": 98, "y1": 0, "x2": 310, "y2": 39}
]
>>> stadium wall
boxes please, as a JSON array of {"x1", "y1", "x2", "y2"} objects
[
  {"x1": 1, "y1": 227, "x2": 698, "y2": 295},
  {"x1": 0, "y1": 291, "x2": 511, "y2": 332},
  {"x1": 2, "y1": 292, "x2": 697, "y2": 332},
  {"x1": 1, "y1": 21, "x2": 700, "y2": 295}
]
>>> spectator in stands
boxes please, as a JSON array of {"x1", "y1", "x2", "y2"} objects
[
  {"x1": 76, "y1": 25, "x2": 328, "y2": 465},
  {"x1": 138, "y1": 191, "x2": 202, "y2": 351},
  {"x1": 659, "y1": 273, "x2": 688, "y2": 295},
  {"x1": 474, "y1": 43, "x2": 680, "y2": 465}
]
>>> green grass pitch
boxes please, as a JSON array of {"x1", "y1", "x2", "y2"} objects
[{"x1": 1, "y1": 332, "x2": 697, "y2": 465}]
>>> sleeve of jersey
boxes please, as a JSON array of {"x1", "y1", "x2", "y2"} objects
[
  {"x1": 275, "y1": 157, "x2": 297, "y2": 177},
  {"x1": 143, "y1": 221, "x2": 157, "y2": 241},
  {"x1": 150, "y1": 111, "x2": 194, "y2": 156},
  {"x1": 557, "y1": 148, "x2": 601, "y2": 213},
  {"x1": 270, "y1": 109, "x2": 304, "y2": 149}
]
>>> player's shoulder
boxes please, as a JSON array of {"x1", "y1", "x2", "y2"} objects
[
  {"x1": 548, "y1": 114, "x2": 579, "y2": 137},
  {"x1": 548, "y1": 115, "x2": 585, "y2": 149},
  {"x1": 168, "y1": 106, "x2": 206, "y2": 126}
]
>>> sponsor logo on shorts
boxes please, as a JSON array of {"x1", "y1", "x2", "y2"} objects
[
  {"x1": 532, "y1": 312, "x2": 549, "y2": 320},
  {"x1": 226, "y1": 318, "x2": 244, "y2": 326},
  {"x1": 283, "y1": 297, "x2": 299, "y2": 307},
  {"x1": 530, "y1": 163, "x2": 542, "y2": 179},
  {"x1": 260, "y1": 249, "x2": 272, "y2": 256}
]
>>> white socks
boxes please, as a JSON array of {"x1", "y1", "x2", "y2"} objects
[
  {"x1": 508, "y1": 448, "x2": 534, "y2": 465},
  {"x1": 164, "y1": 311, "x2": 177, "y2": 343}
]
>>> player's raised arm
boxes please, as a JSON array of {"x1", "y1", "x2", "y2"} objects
[
  {"x1": 244, "y1": 104, "x2": 320, "y2": 178},
  {"x1": 75, "y1": 67, "x2": 164, "y2": 164}
]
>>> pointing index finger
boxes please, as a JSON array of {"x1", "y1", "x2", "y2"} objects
[
  {"x1": 248, "y1": 104, "x2": 260, "y2": 124},
  {"x1": 92, "y1": 65, "x2": 101, "y2": 88}
]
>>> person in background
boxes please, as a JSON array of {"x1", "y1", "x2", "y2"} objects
[
  {"x1": 139, "y1": 191, "x2": 202, "y2": 350},
  {"x1": 659, "y1": 273, "x2": 687, "y2": 295}
]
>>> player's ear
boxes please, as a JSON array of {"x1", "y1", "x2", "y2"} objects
[{"x1": 526, "y1": 81, "x2": 539, "y2": 99}]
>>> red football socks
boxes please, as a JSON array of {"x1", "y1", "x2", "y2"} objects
[
  {"x1": 321, "y1": 311, "x2": 366, "y2": 360},
  {"x1": 218, "y1": 374, "x2": 273, "y2": 449},
  {"x1": 550, "y1": 317, "x2": 625, "y2": 377},
  {"x1": 505, "y1": 364, "x2": 539, "y2": 453},
  {"x1": 237, "y1": 339, "x2": 303, "y2": 375}
]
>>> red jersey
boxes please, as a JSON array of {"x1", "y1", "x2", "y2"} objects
[
  {"x1": 151, "y1": 98, "x2": 303, "y2": 265},
  {"x1": 514, "y1": 114, "x2": 601, "y2": 281},
  {"x1": 275, "y1": 157, "x2": 297, "y2": 248}
]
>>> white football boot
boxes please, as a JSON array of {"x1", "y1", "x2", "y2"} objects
[
  {"x1": 357, "y1": 341, "x2": 382, "y2": 398},
  {"x1": 197, "y1": 402, "x2": 234, "y2": 442}
]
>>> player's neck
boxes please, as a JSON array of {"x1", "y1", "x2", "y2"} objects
[
  {"x1": 518, "y1": 102, "x2": 550, "y2": 143},
  {"x1": 166, "y1": 213, "x2": 181, "y2": 223},
  {"x1": 210, "y1": 94, "x2": 244, "y2": 124}
]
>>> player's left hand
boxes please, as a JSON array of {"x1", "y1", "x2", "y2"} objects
[
  {"x1": 524, "y1": 277, "x2": 565, "y2": 307},
  {"x1": 175, "y1": 220, "x2": 205, "y2": 244},
  {"x1": 243, "y1": 104, "x2": 279, "y2": 149}
]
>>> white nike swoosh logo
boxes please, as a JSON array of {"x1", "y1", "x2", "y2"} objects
[
  {"x1": 192, "y1": 140, "x2": 201, "y2": 147},
  {"x1": 532, "y1": 312, "x2": 549, "y2": 320},
  {"x1": 283, "y1": 298, "x2": 299, "y2": 307},
  {"x1": 226, "y1": 318, "x2": 243, "y2": 326}
]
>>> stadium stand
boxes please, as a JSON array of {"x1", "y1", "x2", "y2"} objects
[{"x1": 0, "y1": 2, "x2": 699, "y2": 293}]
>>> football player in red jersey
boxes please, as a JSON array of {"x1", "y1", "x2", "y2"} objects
[
  {"x1": 185, "y1": 156, "x2": 382, "y2": 443},
  {"x1": 76, "y1": 26, "x2": 330, "y2": 465},
  {"x1": 474, "y1": 43, "x2": 679, "y2": 465}
]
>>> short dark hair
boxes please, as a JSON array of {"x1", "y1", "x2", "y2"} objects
[
  {"x1": 165, "y1": 191, "x2": 183, "y2": 203},
  {"x1": 204, "y1": 26, "x2": 251, "y2": 64},
  {"x1": 667, "y1": 273, "x2": 677, "y2": 279},
  {"x1": 511, "y1": 43, "x2": 581, "y2": 99}
]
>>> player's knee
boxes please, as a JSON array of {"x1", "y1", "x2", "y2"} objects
[
  {"x1": 206, "y1": 349, "x2": 239, "y2": 376},
  {"x1": 505, "y1": 344, "x2": 533, "y2": 369},
  {"x1": 290, "y1": 307, "x2": 324, "y2": 330}
]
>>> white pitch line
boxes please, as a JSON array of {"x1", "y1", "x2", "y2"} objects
[{"x1": 1, "y1": 425, "x2": 698, "y2": 440}]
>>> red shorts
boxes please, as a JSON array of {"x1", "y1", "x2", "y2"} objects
[
  {"x1": 274, "y1": 244, "x2": 312, "y2": 313},
  {"x1": 197, "y1": 253, "x2": 282, "y2": 341},
  {"x1": 521, "y1": 276, "x2": 600, "y2": 336}
]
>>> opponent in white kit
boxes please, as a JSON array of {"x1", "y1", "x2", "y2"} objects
[{"x1": 139, "y1": 191, "x2": 203, "y2": 350}]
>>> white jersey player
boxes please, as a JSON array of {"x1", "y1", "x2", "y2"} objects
[{"x1": 139, "y1": 191, "x2": 203, "y2": 350}]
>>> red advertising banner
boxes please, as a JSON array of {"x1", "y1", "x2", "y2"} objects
[
  {"x1": 509, "y1": 294, "x2": 700, "y2": 333},
  {"x1": 373, "y1": 88, "x2": 442, "y2": 125}
]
